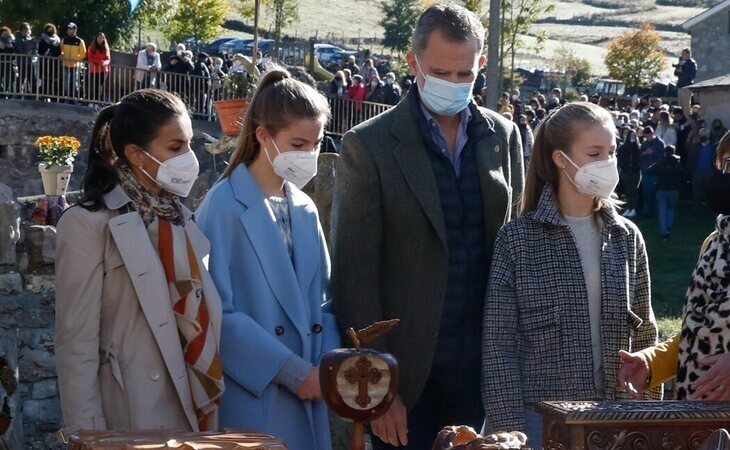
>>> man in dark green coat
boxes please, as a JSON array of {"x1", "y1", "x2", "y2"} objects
[{"x1": 331, "y1": 3, "x2": 525, "y2": 449}]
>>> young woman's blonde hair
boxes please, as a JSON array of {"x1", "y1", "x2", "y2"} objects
[
  {"x1": 520, "y1": 102, "x2": 617, "y2": 216},
  {"x1": 222, "y1": 67, "x2": 331, "y2": 179},
  {"x1": 717, "y1": 130, "x2": 730, "y2": 169}
]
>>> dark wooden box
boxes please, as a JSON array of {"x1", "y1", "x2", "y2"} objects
[{"x1": 538, "y1": 401, "x2": 730, "y2": 450}]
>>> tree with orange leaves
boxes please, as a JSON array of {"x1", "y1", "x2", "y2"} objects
[{"x1": 605, "y1": 23, "x2": 666, "y2": 90}]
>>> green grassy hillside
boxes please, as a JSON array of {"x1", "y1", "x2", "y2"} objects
[{"x1": 223, "y1": 0, "x2": 714, "y2": 77}]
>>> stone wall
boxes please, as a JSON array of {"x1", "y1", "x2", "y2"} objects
[
  {"x1": 690, "y1": 6, "x2": 730, "y2": 83},
  {"x1": 0, "y1": 99, "x2": 225, "y2": 204},
  {"x1": 0, "y1": 101, "x2": 94, "y2": 199},
  {"x1": 0, "y1": 182, "x2": 63, "y2": 449},
  {"x1": 693, "y1": 88, "x2": 730, "y2": 129}
]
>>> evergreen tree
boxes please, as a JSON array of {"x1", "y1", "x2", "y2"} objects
[
  {"x1": 0, "y1": 0, "x2": 176, "y2": 49},
  {"x1": 379, "y1": 0, "x2": 421, "y2": 54}
]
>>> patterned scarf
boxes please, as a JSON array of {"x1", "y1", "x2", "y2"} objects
[
  {"x1": 115, "y1": 160, "x2": 183, "y2": 227},
  {"x1": 677, "y1": 215, "x2": 730, "y2": 399},
  {"x1": 115, "y1": 162, "x2": 224, "y2": 430}
]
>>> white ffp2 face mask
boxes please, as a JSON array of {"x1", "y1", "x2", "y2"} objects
[
  {"x1": 265, "y1": 138, "x2": 318, "y2": 189},
  {"x1": 414, "y1": 55, "x2": 473, "y2": 117},
  {"x1": 140, "y1": 150, "x2": 199, "y2": 197},
  {"x1": 560, "y1": 151, "x2": 619, "y2": 199}
]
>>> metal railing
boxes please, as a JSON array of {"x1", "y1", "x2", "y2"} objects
[
  {"x1": 0, "y1": 53, "x2": 392, "y2": 135},
  {"x1": 326, "y1": 95, "x2": 392, "y2": 136}
]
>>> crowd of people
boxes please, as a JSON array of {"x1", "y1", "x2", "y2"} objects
[
  {"x1": 472, "y1": 84, "x2": 726, "y2": 241},
  {"x1": 328, "y1": 56, "x2": 404, "y2": 107},
  {"x1": 17, "y1": 2, "x2": 730, "y2": 450},
  {"x1": 0, "y1": 21, "x2": 263, "y2": 117}
]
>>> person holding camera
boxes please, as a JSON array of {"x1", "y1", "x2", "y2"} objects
[{"x1": 675, "y1": 48, "x2": 697, "y2": 114}]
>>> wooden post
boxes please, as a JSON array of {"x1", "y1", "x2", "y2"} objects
[
  {"x1": 252, "y1": 0, "x2": 260, "y2": 67},
  {"x1": 350, "y1": 422, "x2": 365, "y2": 450},
  {"x1": 485, "y1": 0, "x2": 502, "y2": 111}
]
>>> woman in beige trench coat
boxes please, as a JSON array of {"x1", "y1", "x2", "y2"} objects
[{"x1": 54, "y1": 89, "x2": 223, "y2": 433}]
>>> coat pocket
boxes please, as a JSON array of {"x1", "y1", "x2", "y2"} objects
[
  {"x1": 98, "y1": 350, "x2": 130, "y2": 429},
  {"x1": 519, "y1": 305, "x2": 561, "y2": 332},
  {"x1": 627, "y1": 308, "x2": 644, "y2": 331},
  {"x1": 103, "y1": 249, "x2": 124, "y2": 274},
  {"x1": 519, "y1": 306, "x2": 562, "y2": 381},
  {"x1": 99, "y1": 350, "x2": 125, "y2": 392}
]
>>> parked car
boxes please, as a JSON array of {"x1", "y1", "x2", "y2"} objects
[
  {"x1": 314, "y1": 44, "x2": 345, "y2": 63},
  {"x1": 329, "y1": 50, "x2": 358, "y2": 66},
  {"x1": 593, "y1": 78, "x2": 626, "y2": 96},
  {"x1": 219, "y1": 38, "x2": 254, "y2": 55},
  {"x1": 243, "y1": 39, "x2": 275, "y2": 56},
  {"x1": 199, "y1": 37, "x2": 237, "y2": 56}
]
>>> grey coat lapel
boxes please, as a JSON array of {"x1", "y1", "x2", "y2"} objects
[
  {"x1": 389, "y1": 99, "x2": 447, "y2": 246},
  {"x1": 469, "y1": 107, "x2": 511, "y2": 244}
]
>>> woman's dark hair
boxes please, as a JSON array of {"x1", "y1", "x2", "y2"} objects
[
  {"x1": 92, "y1": 32, "x2": 109, "y2": 53},
  {"x1": 222, "y1": 67, "x2": 330, "y2": 178},
  {"x1": 79, "y1": 89, "x2": 188, "y2": 211},
  {"x1": 44, "y1": 23, "x2": 57, "y2": 35}
]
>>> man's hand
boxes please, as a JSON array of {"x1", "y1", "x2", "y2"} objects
[
  {"x1": 690, "y1": 354, "x2": 730, "y2": 401},
  {"x1": 371, "y1": 395, "x2": 408, "y2": 447},
  {"x1": 296, "y1": 366, "x2": 322, "y2": 401},
  {"x1": 618, "y1": 350, "x2": 650, "y2": 399}
]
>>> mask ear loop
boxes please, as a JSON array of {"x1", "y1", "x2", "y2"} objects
[
  {"x1": 262, "y1": 135, "x2": 282, "y2": 167},
  {"x1": 413, "y1": 54, "x2": 427, "y2": 81},
  {"x1": 559, "y1": 151, "x2": 582, "y2": 190},
  {"x1": 136, "y1": 148, "x2": 164, "y2": 188}
]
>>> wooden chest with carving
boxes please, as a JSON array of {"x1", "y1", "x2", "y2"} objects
[{"x1": 538, "y1": 401, "x2": 730, "y2": 450}]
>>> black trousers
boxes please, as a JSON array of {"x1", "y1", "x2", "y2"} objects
[{"x1": 371, "y1": 367, "x2": 484, "y2": 450}]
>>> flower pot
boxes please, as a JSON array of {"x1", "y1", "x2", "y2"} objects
[
  {"x1": 38, "y1": 163, "x2": 73, "y2": 196},
  {"x1": 214, "y1": 99, "x2": 250, "y2": 137}
]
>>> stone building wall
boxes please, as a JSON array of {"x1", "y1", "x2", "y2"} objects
[
  {"x1": 0, "y1": 101, "x2": 94, "y2": 199},
  {"x1": 1, "y1": 184, "x2": 63, "y2": 449},
  {"x1": 690, "y1": 6, "x2": 730, "y2": 83}
]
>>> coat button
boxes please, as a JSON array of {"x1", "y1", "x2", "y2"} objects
[
  {"x1": 430, "y1": 329, "x2": 438, "y2": 338},
  {"x1": 275, "y1": 326, "x2": 285, "y2": 336},
  {"x1": 150, "y1": 372, "x2": 161, "y2": 381},
  {"x1": 312, "y1": 324, "x2": 322, "y2": 334}
]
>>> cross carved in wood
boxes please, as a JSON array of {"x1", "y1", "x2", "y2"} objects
[{"x1": 344, "y1": 356, "x2": 383, "y2": 408}]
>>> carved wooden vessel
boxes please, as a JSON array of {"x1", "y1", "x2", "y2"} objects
[
  {"x1": 539, "y1": 401, "x2": 730, "y2": 450},
  {"x1": 320, "y1": 320, "x2": 400, "y2": 450},
  {"x1": 66, "y1": 429, "x2": 287, "y2": 449}
]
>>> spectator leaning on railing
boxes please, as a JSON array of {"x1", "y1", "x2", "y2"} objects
[
  {"x1": 38, "y1": 24, "x2": 61, "y2": 98},
  {"x1": 135, "y1": 42, "x2": 161, "y2": 90},
  {"x1": 0, "y1": 27, "x2": 16, "y2": 95},
  {"x1": 381, "y1": 72, "x2": 401, "y2": 106},
  {"x1": 15, "y1": 22, "x2": 36, "y2": 97},
  {"x1": 86, "y1": 32, "x2": 111, "y2": 104},
  {"x1": 209, "y1": 56, "x2": 226, "y2": 105},
  {"x1": 60, "y1": 22, "x2": 86, "y2": 101},
  {"x1": 191, "y1": 52, "x2": 211, "y2": 117}
]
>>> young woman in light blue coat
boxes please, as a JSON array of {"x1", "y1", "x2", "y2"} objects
[{"x1": 195, "y1": 69, "x2": 340, "y2": 450}]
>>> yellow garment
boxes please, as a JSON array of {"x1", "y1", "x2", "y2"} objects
[
  {"x1": 641, "y1": 334, "x2": 680, "y2": 389},
  {"x1": 61, "y1": 37, "x2": 87, "y2": 69},
  {"x1": 641, "y1": 231, "x2": 718, "y2": 389}
]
